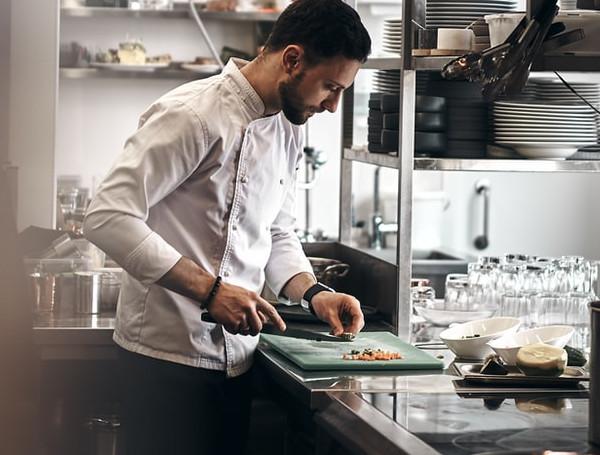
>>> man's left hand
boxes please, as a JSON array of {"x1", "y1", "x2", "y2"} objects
[{"x1": 310, "y1": 291, "x2": 364, "y2": 337}]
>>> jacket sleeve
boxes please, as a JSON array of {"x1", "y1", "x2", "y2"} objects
[{"x1": 83, "y1": 100, "x2": 206, "y2": 285}]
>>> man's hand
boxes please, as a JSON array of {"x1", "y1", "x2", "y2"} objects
[
  {"x1": 309, "y1": 291, "x2": 364, "y2": 337},
  {"x1": 156, "y1": 256, "x2": 286, "y2": 336},
  {"x1": 204, "y1": 281, "x2": 286, "y2": 336}
]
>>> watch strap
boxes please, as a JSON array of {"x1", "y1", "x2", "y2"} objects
[{"x1": 300, "y1": 282, "x2": 335, "y2": 315}]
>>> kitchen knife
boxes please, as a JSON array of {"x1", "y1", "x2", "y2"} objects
[{"x1": 200, "y1": 312, "x2": 354, "y2": 342}]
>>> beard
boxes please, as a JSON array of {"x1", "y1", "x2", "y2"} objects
[{"x1": 278, "y1": 70, "x2": 314, "y2": 125}]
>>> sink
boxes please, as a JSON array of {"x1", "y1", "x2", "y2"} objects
[
  {"x1": 362, "y1": 247, "x2": 469, "y2": 297},
  {"x1": 300, "y1": 242, "x2": 469, "y2": 318}
]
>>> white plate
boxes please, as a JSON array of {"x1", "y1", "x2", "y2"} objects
[
  {"x1": 428, "y1": 0, "x2": 516, "y2": 5},
  {"x1": 494, "y1": 135, "x2": 597, "y2": 142},
  {"x1": 493, "y1": 111, "x2": 597, "y2": 120},
  {"x1": 494, "y1": 128, "x2": 597, "y2": 134},
  {"x1": 494, "y1": 100, "x2": 597, "y2": 110},
  {"x1": 493, "y1": 120, "x2": 596, "y2": 127},
  {"x1": 90, "y1": 62, "x2": 169, "y2": 72},
  {"x1": 180, "y1": 63, "x2": 221, "y2": 73},
  {"x1": 495, "y1": 142, "x2": 582, "y2": 159}
]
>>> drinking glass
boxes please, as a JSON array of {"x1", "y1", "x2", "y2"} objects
[
  {"x1": 499, "y1": 291, "x2": 533, "y2": 328},
  {"x1": 534, "y1": 292, "x2": 567, "y2": 326},
  {"x1": 444, "y1": 273, "x2": 469, "y2": 310},
  {"x1": 566, "y1": 291, "x2": 592, "y2": 353}
]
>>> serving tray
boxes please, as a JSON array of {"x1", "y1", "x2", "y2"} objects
[{"x1": 454, "y1": 362, "x2": 589, "y2": 387}]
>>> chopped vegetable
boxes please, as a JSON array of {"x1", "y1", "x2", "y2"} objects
[{"x1": 342, "y1": 348, "x2": 403, "y2": 361}]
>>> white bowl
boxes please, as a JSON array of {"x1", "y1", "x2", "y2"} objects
[
  {"x1": 414, "y1": 299, "x2": 498, "y2": 326},
  {"x1": 439, "y1": 317, "x2": 521, "y2": 360},
  {"x1": 486, "y1": 325, "x2": 574, "y2": 365}
]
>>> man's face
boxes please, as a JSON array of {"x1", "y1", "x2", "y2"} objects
[{"x1": 278, "y1": 56, "x2": 361, "y2": 125}]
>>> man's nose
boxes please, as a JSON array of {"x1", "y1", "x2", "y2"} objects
[{"x1": 322, "y1": 91, "x2": 342, "y2": 113}]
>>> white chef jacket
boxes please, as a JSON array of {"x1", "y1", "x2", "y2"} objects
[{"x1": 83, "y1": 59, "x2": 314, "y2": 378}]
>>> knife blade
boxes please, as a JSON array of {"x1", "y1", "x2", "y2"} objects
[{"x1": 200, "y1": 312, "x2": 354, "y2": 342}]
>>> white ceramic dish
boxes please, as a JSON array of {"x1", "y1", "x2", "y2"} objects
[
  {"x1": 90, "y1": 62, "x2": 169, "y2": 72},
  {"x1": 486, "y1": 325, "x2": 574, "y2": 365},
  {"x1": 439, "y1": 317, "x2": 521, "y2": 360},
  {"x1": 496, "y1": 143, "x2": 580, "y2": 160},
  {"x1": 413, "y1": 299, "x2": 498, "y2": 326}
]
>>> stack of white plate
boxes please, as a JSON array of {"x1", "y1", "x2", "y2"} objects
[
  {"x1": 492, "y1": 100, "x2": 598, "y2": 159},
  {"x1": 373, "y1": 70, "x2": 401, "y2": 94},
  {"x1": 426, "y1": 0, "x2": 518, "y2": 28},
  {"x1": 529, "y1": 78, "x2": 600, "y2": 105},
  {"x1": 382, "y1": 18, "x2": 402, "y2": 54}
]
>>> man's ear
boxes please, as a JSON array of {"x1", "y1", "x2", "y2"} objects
[{"x1": 281, "y1": 45, "x2": 304, "y2": 74}]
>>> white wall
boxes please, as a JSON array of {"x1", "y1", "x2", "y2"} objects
[
  {"x1": 9, "y1": 0, "x2": 59, "y2": 231},
  {"x1": 1, "y1": 0, "x2": 10, "y2": 165}
]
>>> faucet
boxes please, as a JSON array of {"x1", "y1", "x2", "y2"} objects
[{"x1": 370, "y1": 166, "x2": 398, "y2": 250}]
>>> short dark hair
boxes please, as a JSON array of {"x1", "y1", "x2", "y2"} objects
[{"x1": 263, "y1": 0, "x2": 371, "y2": 65}]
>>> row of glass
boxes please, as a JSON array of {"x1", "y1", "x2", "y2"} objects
[{"x1": 462, "y1": 253, "x2": 597, "y2": 352}]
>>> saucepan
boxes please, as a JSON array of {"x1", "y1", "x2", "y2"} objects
[{"x1": 308, "y1": 257, "x2": 350, "y2": 289}]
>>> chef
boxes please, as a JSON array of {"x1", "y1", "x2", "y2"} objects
[{"x1": 82, "y1": 0, "x2": 371, "y2": 453}]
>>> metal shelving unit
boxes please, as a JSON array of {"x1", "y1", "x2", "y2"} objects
[
  {"x1": 59, "y1": 66, "x2": 214, "y2": 80},
  {"x1": 344, "y1": 148, "x2": 600, "y2": 172},
  {"x1": 340, "y1": 0, "x2": 600, "y2": 340},
  {"x1": 59, "y1": 6, "x2": 278, "y2": 80},
  {"x1": 60, "y1": 5, "x2": 279, "y2": 21}
]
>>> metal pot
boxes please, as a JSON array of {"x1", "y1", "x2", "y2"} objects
[
  {"x1": 308, "y1": 257, "x2": 350, "y2": 290},
  {"x1": 85, "y1": 415, "x2": 123, "y2": 455}
]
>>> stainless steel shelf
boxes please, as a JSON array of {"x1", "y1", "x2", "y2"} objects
[
  {"x1": 362, "y1": 56, "x2": 402, "y2": 71},
  {"x1": 343, "y1": 147, "x2": 600, "y2": 172},
  {"x1": 59, "y1": 66, "x2": 214, "y2": 80},
  {"x1": 412, "y1": 54, "x2": 600, "y2": 72},
  {"x1": 412, "y1": 55, "x2": 457, "y2": 71},
  {"x1": 60, "y1": 5, "x2": 279, "y2": 21}
]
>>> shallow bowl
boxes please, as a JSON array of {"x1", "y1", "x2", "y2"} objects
[
  {"x1": 486, "y1": 325, "x2": 574, "y2": 365},
  {"x1": 439, "y1": 317, "x2": 521, "y2": 360},
  {"x1": 414, "y1": 299, "x2": 497, "y2": 326}
]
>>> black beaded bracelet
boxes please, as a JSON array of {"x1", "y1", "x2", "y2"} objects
[{"x1": 201, "y1": 276, "x2": 222, "y2": 309}]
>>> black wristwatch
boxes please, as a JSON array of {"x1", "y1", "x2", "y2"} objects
[{"x1": 300, "y1": 282, "x2": 335, "y2": 315}]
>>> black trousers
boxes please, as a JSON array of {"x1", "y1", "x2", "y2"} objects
[{"x1": 117, "y1": 347, "x2": 253, "y2": 455}]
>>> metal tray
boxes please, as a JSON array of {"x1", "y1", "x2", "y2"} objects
[{"x1": 454, "y1": 362, "x2": 589, "y2": 387}]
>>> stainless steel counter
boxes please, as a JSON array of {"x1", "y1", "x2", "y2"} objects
[
  {"x1": 33, "y1": 312, "x2": 117, "y2": 360},
  {"x1": 255, "y1": 343, "x2": 592, "y2": 454},
  {"x1": 33, "y1": 314, "x2": 593, "y2": 454}
]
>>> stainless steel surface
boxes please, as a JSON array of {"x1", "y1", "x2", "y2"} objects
[
  {"x1": 60, "y1": 5, "x2": 279, "y2": 20},
  {"x1": 33, "y1": 313, "x2": 592, "y2": 454},
  {"x1": 59, "y1": 67, "x2": 207, "y2": 80},
  {"x1": 33, "y1": 313, "x2": 116, "y2": 360},
  {"x1": 344, "y1": 148, "x2": 600, "y2": 172},
  {"x1": 256, "y1": 342, "x2": 591, "y2": 454},
  {"x1": 75, "y1": 271, "x2": 102, "y2": 314}
]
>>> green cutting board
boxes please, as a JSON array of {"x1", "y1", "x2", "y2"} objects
[{"x1": 260, "y1": 331, "x2": 444, "y2": 371}]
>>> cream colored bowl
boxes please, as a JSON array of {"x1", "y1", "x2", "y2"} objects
[
  {"x1": 486, "y1": 325, "x2": 574, "y2": 365},
  {"x1": 439, "y1": 317, "x2": 521, "y2": 360}
]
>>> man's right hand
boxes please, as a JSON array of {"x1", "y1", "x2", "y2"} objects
[
  {"x1": 157, "y1": 256, "x2": 286, "y2": 336},
  {"x1": 204, "y1": 280, "x2": 286, "y2": 336}
]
